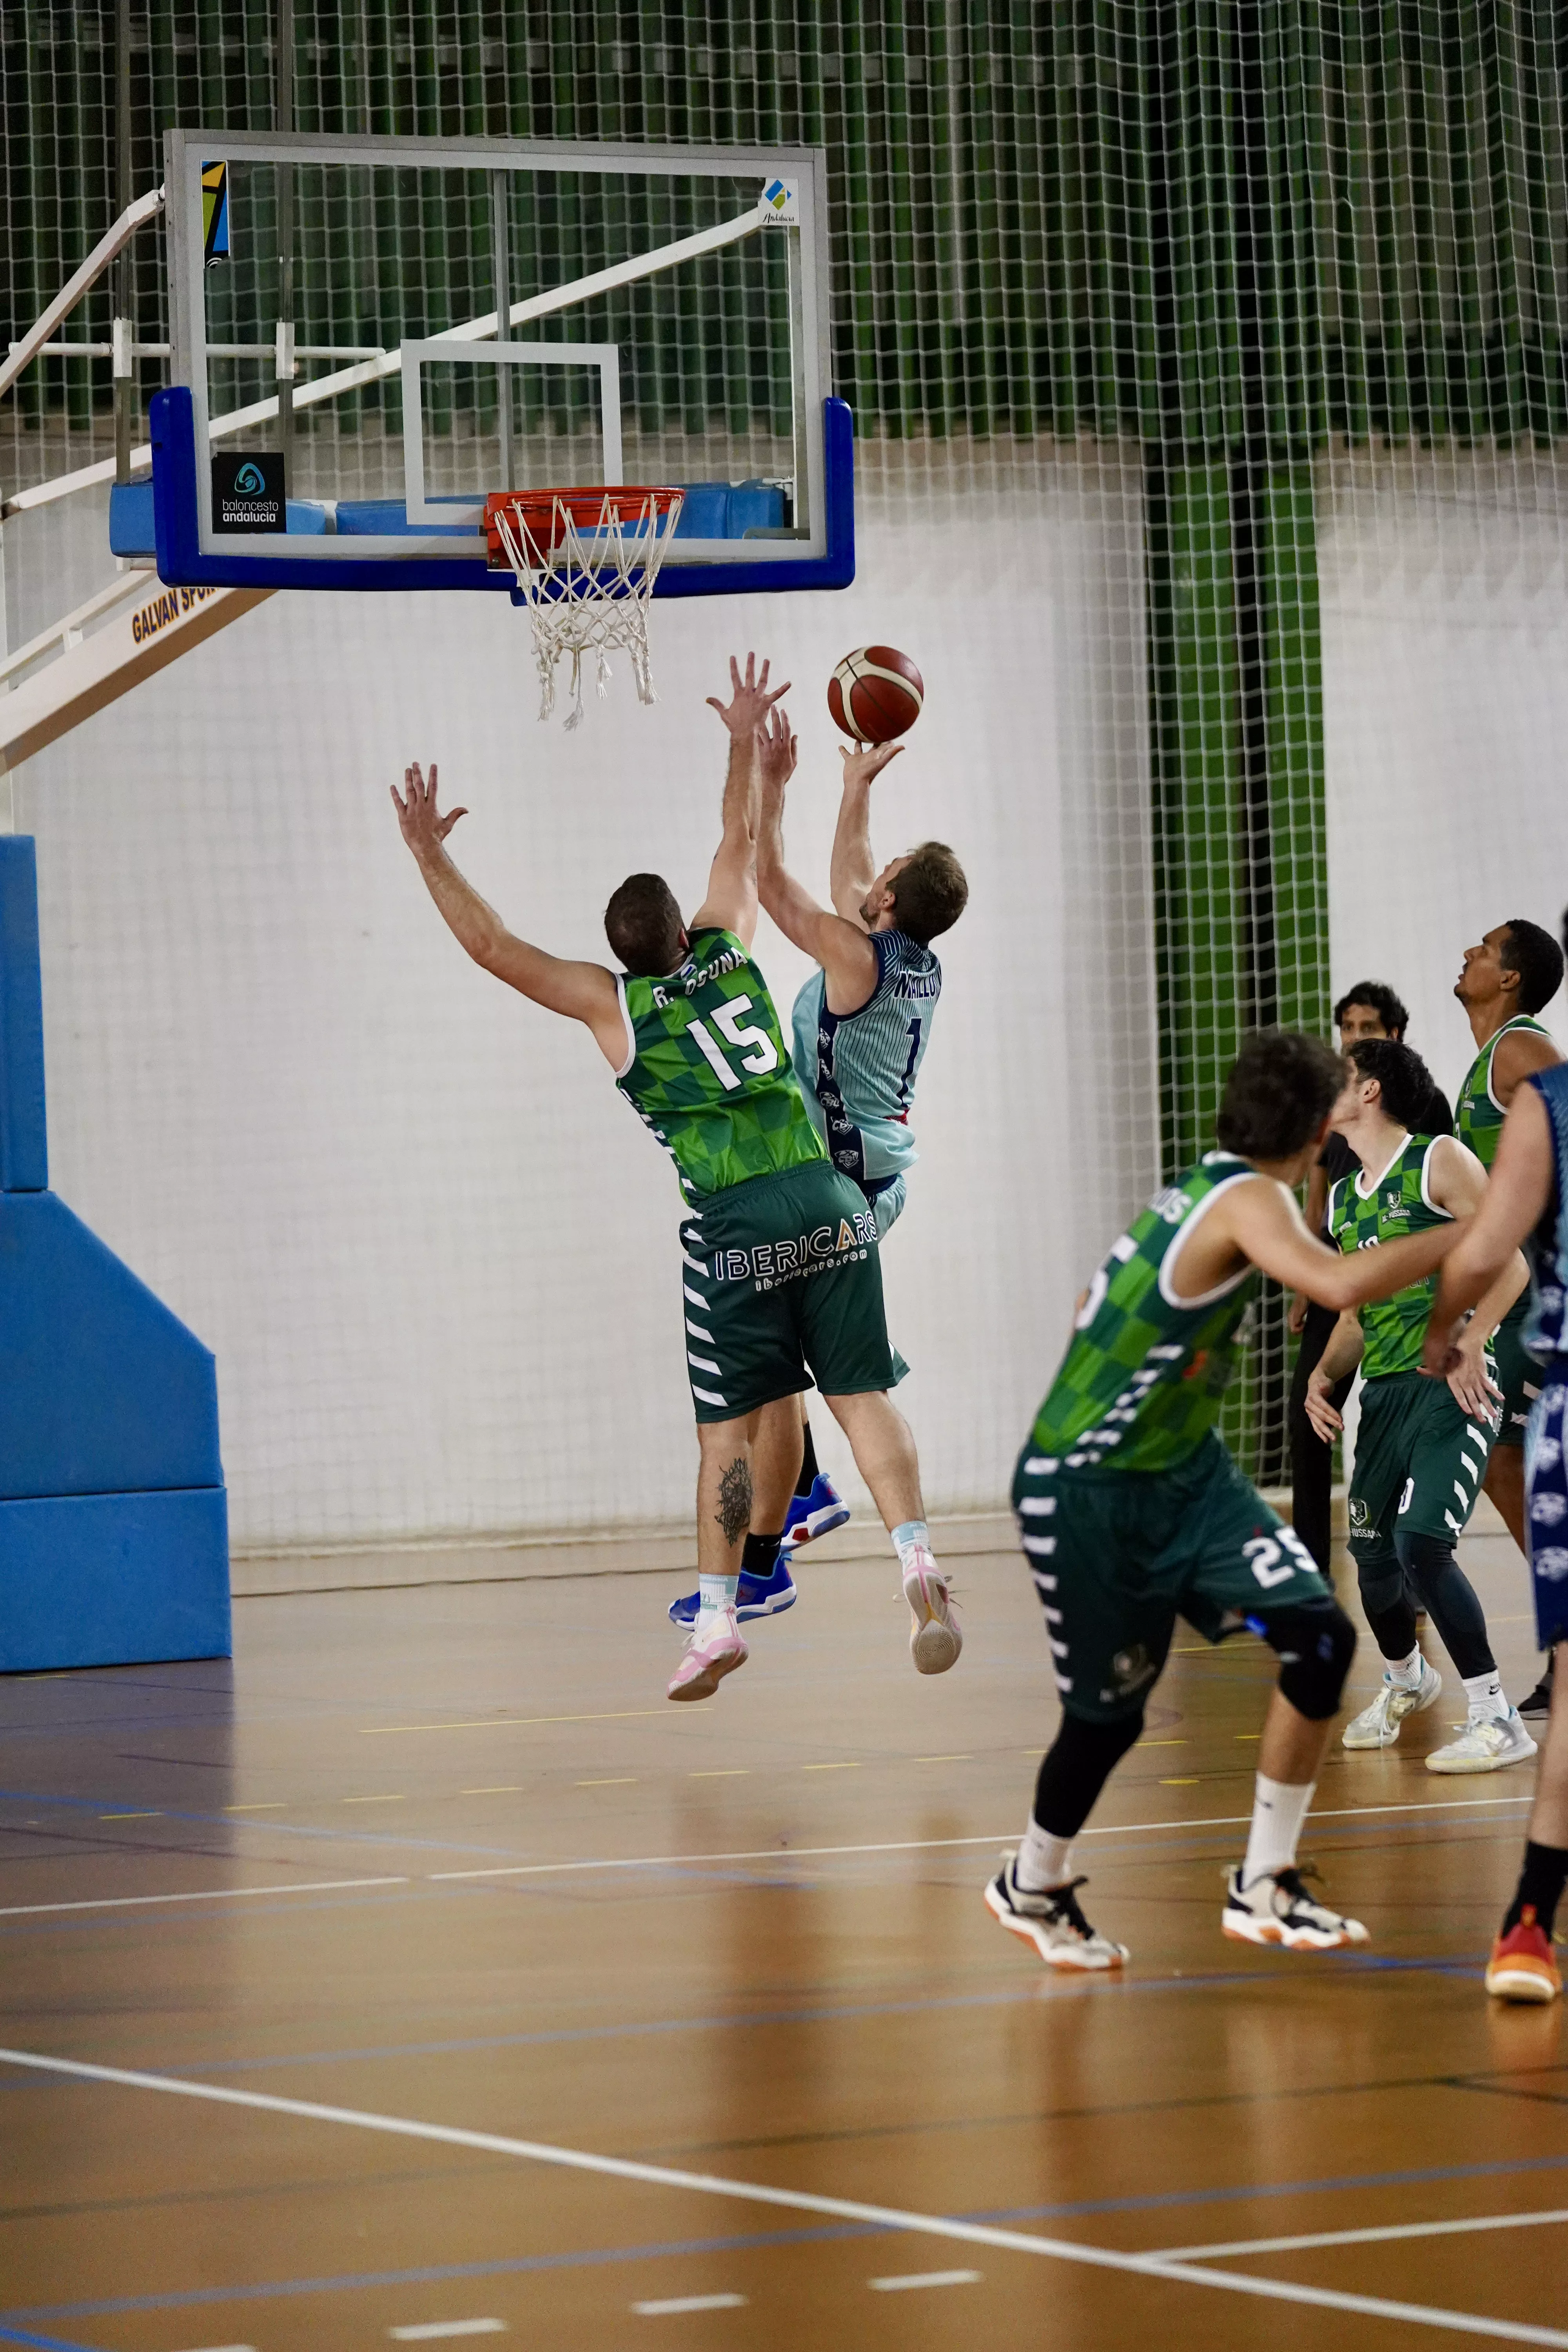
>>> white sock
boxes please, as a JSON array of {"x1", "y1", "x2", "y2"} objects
[
  {"x1": 1241, "y1": 1774, "x2": 1315, "y2": 1890},
  {"x1": 892, "y1": 1519, "x2": 933, "y2": 1577},
  {"x1": 1385, "y1": 1644, "x2": 1423, "y2": 1691},
  {"x1": 1462, "y1": 1669, "x2": 1506, "y2": 1722},
  {"x1": 1015, "y1": 1821, "x2": 1074, "y2": 1891},
  {"x1": 697, "y1": 1572, "x2": 739, "y2": 1625}
]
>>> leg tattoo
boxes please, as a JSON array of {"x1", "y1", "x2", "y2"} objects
[{"x1": 715, "y1": 1457, "x2": 753, "y2": 1546}]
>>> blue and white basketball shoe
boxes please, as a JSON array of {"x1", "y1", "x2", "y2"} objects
[
  {"x1": 668, "y1": 1552, "x2": 799, "y2": 1628},
  {"x1": 782, "y1": 1472, "x2": 851, "y2": 1550}
]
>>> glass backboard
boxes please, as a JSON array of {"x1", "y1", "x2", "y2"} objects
[{"x1": 149, "y1": 132, "x2": 851, "y2": 598}]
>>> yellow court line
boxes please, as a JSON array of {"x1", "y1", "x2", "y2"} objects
[
  {"x1": 361, "y1": 1709, "x2": 666, "y2": 1736},
  {"x1": 341, "y1": 1795, "x2": 407, "y2": 1806},
  {"x1": 1139, "y1": 1740, "x2": 1188, "y2": 1748},
  {"x1": 577, "y1": 1777, "x2": 639, "y2": 1788},
  {"x1": 688, "y1": 1769, "x2": 750, "y2": 1779},
  {"x1": 802, "y1": 1761, "x2": 862, "y2": 1773},
  {"x1": 98, "y1": 1811, "x2": 162, "y2": 1820},
  {"x1": 462, "y1": 1786, "x2": 524, "y2": 1796},
  {"x1": 1160, "y1": 1779, "x2": 1201, "y2": 1787},
  {"x1": 225, "y1": 1802, "x2": 287, "y2": 1812},
  {"x1": 913, "y1": 1754, "x2": 973, "y2": 1763}
]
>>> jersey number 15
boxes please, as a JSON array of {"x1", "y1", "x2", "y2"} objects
[{"x1": 688, "y1": 995, "x2": 780, "y2": 1092}]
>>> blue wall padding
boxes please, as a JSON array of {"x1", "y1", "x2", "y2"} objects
[
  {"x1": 0, "y1": 1489, "x2": 230, "y2": 1671},
  {"x1": 0, "y1": 840, "x2": 47, "y2": 1192},
  {"x1": 109, "y1": 479, "x2": 328, "y2": 555},
  {"x1": 0, "y1": 1191, "x2": 223, "y2": 1501}
]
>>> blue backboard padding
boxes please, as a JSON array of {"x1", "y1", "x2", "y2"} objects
[
  {"x1": 151, "y1": 385, "x2": 854, "y2": 595},
  {"x1": 0, "y1": 1191, "x2": 222, "y2": 1499},
  {"x1": 0, "y1": 840, "x2": 47, "y2": 1192},
  {"x1": 335, "y1": 498, "x2": 483, "y2": 537},
  {"x1": 0, "y1": 1487, "x2": 231, "y2": 1671},
  {"x1": 112, "y1": 478, "x2": 326, "y2": 555}
]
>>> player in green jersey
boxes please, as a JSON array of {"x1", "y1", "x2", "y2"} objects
[
  {"x1": 1454, "y1": 917, "x2": 1564, "y2": 1721},
  {"x1": 1307, "y1": 1039, "x2": 1535, "y2": 1773},
  {"x1": 392, "y1": 655, "x2": 957, "y2": 1704},
  {"x1": 987, "y1": 1032, "x2": 1466, "y2": 1973}
]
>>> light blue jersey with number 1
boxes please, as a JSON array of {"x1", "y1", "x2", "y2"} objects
[{"x1": 790, "y1": 930, "x2": 942, "y2": 1190}]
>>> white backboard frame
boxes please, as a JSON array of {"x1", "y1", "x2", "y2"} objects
[{"x1": 402, "y1": 341, "x2": 623, "y2": 527}]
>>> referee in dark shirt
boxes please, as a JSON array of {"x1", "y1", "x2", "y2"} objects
[{"x1": 1288, "y1": 982, "x2": 1454, "y2": 1572}]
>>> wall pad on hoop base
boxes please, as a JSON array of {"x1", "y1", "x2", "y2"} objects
[{"x1": 486, "y1": 486, "x2": 684, "y2": 727}]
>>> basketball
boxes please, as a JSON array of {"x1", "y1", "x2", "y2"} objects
[{"x1": 827, "y1": 645, "x2": 924, "y2": 744}]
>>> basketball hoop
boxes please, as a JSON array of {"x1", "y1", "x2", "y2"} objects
[{"x1": 485, "y1": 486, "x2": 685, "y2": 728}]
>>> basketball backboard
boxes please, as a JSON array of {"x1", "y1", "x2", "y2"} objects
[{"x1": 147, "y1": 131, "x2": 851, "y2": 598}]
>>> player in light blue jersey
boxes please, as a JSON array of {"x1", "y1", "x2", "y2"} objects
[{"x1": 671, "y1": 707, "x2": 968, "y2": 1631}]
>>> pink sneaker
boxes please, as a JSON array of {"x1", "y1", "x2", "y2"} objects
[
  {"x1": 902, "y1": 1548, "x2": 962, "y2": 1675},
  {"x1": 667, "y1": 1608, "x2": 748, "y2": 1703}
]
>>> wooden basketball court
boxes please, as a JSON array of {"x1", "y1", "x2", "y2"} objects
[{"x1": 1, "y1": 1526, "x2": 1563, "y2": 2350}]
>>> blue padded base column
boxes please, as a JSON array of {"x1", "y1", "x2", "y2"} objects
[{"x1": 0, "y1": 1489, "x2": 230, "y2": 1671}]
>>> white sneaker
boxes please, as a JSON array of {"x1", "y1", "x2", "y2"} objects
[
  {"x1": 1425, "y1": 1707, "x2": 1538, "y2": 1775},
  {"x1": 1221, "y1": 1864, "x2": 1368, "y2": 1950},
  {"x1": 902, "y1": 1546, "x2": 962, "y2": 1675},
  {"x1": 984, "y1": 1855, "x2": 1129, "y2": 1969},
  {"x1": 667, "y1": 1608, "x2": 748, "y2": 1703},
  {"x1": 1341, "y1": 1659, "x2": 1443, "y2": 1748}
]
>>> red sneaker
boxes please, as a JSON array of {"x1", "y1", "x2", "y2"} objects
[{"x1": 1485, "y1": 1906, "x2": 1562, "y2": 2004}]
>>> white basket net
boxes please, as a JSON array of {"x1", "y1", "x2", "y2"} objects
[{"x1": 488, "y1": 488, "x2": 685, "y2": 729}]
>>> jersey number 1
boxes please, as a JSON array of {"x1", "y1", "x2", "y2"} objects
[{"x1": 688, "y1": 995, "x2": 780, "y2": 1092}]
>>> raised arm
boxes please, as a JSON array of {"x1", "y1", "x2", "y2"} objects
[
  {"x1": 1422, "y1": 1083, "x2": 1555, "y2": 1375},
  {"x1": 1491, "y1": 1022, "x2": 1562, "y2": 1110},
  {"x1": 392, "y1": 762, "x2": 626, "y2": 1067},
  {"x1": 691, "y1": 652, "x2": 790, "y2": 947},
  {"x1": 829, "y1": 740, "x2": 904, "y2": 924},
  {"x1": 757, "y1": 706, "x2": 879, "y2": 1011},
  {"x1": 1426, "y1": 1135, "x2": 1531, "y2": 1343}
]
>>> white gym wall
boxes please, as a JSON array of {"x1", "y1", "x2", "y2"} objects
[
  {"x1": 1321, "y1": 446, "x2": 1568, "y2": 1111},
  {"x1": 13, "y1": 444, "x2": 1157, "y2": 1555}
]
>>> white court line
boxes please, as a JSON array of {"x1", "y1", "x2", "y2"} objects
[
  {"x1": 0, "y1": 1795, "x2": 1531, "y2": 1920},
  {"x1": 0, "y1": 2047, "x2": 1564, "y2": 2347},
  {"x1": 388, "y1": 2322, "x2": 507, "y2": 2340},
  {"x1": 633, "y1": 2295, "x2": 746, "y2": 2315},
  {"x1": 1157, "y1": 2207, "x2": 1568, "y2": 2262},
  {"x1": 425, "y1": 1794, "x2": 1535, "y2": 1882},
  {"x1": 869, "y1": 2269, "x2": 982, "y2": 2291},
  {"x1": 0, "y1": 1875, "x2": 409, "y2": 1920}
]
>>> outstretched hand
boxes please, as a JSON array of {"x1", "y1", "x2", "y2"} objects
[
  {"x1": 840, "y1": 738, "x2": 905, "y2": 791},
  {"x1": 392, "y1": 761, "x2": 467, "y2": 860},
  {"x1": 760, "y1": 704, "x2": 798, "y2": 795},
  {"x1": 707, "y1": 651, "x2": 791, "y2": 739}
]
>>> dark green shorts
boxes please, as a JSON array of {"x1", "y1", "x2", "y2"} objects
[
  {"x1": 1347, "y1": 1369, "x2": 1496, "y2": 1560},
  {"x1": 678, "y1": 1162, "x2": 906, "y2": 1424},
  {"x1": 1491, "y1": 1293, "x2": 1546, "y2": 1449},
  {"x1": 1012, "y1": 1432, "x2": 1331, "y2": 1723}
]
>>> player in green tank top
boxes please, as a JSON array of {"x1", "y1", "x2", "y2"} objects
[
  {"x1": 1454, "y1": 918, "x2": 1564, "y2": 1718},
  {"x1": 990, "y1": 1032, "x2": 1466, "y2": 1976},
  {"x1": 1307, "y1": 1038, "x2": 1533, "y2": 1774},
  {"x1": 392, "y1": 655, "x2": 956, "y2": 1710}
]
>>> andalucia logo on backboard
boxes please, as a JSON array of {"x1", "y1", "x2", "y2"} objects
[{"x1": 760, "y1": 177, "x2": 799, "y2": 225}]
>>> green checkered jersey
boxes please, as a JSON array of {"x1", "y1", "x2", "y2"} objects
[
  {"x1": 1030, "y1": 1153, "x2": 1263, "y2": 1472},
  {"x1": 615, "y1": 927, "x2": 826, "y2": 1203},
  {"x1": 1456, "y1": 1014, "x2": 1555, "y2": 1168},
  {"x1": 1327, "y1": 1133, "x2": 1450, "y2": 1379}
]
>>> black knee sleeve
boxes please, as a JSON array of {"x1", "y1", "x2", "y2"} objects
[
  {"x1": 1254, "y1": 1598, "x2": 1356, "y2": 1721},
  {"x1": 1393, "y1": 1529, "x2": 1495, "y2": 1680},
  {"x1": 1356, "y1": 1559, "x2": 1407, "y2": 1618},
  {"x1": 1033, "y1": 1711, "x2": 1144, "y2": 1840}
]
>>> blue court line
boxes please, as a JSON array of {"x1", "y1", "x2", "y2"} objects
[
  {"x1": 0, "y1": 2325, "x2": 104, "y2": 2350},
  {"x1": 11, "y1": 2150, "x2": 1568, "y2": 2325}
]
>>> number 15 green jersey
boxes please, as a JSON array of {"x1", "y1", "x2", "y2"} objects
[{"x1": 615, "y1": 927, "x2": 826, "y2": 1203}]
